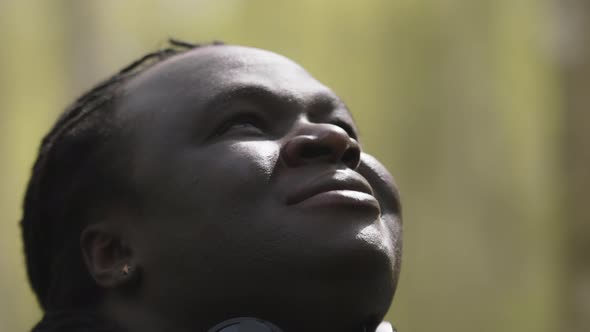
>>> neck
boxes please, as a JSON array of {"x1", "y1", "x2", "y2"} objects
[
  {"x1": 34, "y1": 309, "x2": 394, "y2": 332},
  {"x1": 101, "y1": 298, "x2": 388, "y2": 332},
  {"x1": 99, "y1": 278, "x2": 392, "y2": 332}
]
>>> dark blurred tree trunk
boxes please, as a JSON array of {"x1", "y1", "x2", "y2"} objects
[{"x1": 553, "y1": 0, "x2": 590, "y2": 331}]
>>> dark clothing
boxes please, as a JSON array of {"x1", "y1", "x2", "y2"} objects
[{"x1": 32, "y1": 311, "x2": 118, "y2": 332}]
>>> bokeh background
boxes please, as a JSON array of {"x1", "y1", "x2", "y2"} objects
[{"x1": 1, "y1": 0, "x2": 589, "y2": 331}]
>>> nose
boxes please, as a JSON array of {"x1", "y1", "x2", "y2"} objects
[{"x1": 281, "y1": 122, "x2": 361, "y2": 169}]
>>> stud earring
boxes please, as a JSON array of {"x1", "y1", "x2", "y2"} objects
[{"x1": 122, "y1": 263, "x2": 132, "y2": 276}]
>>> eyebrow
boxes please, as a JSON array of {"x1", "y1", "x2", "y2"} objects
[
  {"x1": 203, "y1": 84, "x2": 349, "y2": 115},
  {"x1": 200, "y1": 84, "x2": 359, "y2": 138},
  {"x1": 203, "y1": 85, "x2": 291, "y2": 114}
]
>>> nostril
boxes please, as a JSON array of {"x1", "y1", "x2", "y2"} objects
[
  {"x1": 342, "y1": 148, "x2": 357, "y2": 164},
  {"x1": 342, "y1": 147, "x2": 361, "y2": 168},
  {"x1": 300, "y1": 145, "x2": 332, "y2": 159}
]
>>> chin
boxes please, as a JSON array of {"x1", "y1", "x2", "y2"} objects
[
  {"x1": 304, "y1": 216, "x2": 397, "y2": 276},
  {"x1": 197, "y1": 211, "x2": 400, "y2": 330},
  {"x1": 261, "y1": 226, "x2": 397, "y2": 331}
]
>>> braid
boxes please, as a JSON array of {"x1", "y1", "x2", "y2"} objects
[{"x1": 21, "y1": 39, "x2": 223, "y2": 310}]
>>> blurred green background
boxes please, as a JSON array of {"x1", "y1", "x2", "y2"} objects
[{"x1": 1, "y1": 0, "x2": 589, "y2": 331}]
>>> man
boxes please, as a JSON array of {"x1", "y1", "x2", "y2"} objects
[{"x1": 21, "y1": 40, "x2": 402, "y2": 332}]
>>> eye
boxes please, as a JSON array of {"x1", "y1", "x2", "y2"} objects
[
  {"x1": 332, "y1": 120, "x2": 358, "y2": 140},
  {"x1": 214, "y1": 113, "x2": 265, "y2": 137}
]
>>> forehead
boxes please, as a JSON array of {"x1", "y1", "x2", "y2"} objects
[{"x1": 121, "y1": 45, "x2": 341, "y2": 110}]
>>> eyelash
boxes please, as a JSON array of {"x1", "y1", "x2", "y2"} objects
[
  {"x1": 214, "y1": 113, "x2": 265, "y2": 137},
  {"x1": 213, "y1": 113, "x2": 357, "y2": 140}
]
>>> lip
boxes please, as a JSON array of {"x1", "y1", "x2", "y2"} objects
[{"x1": 286, "y1": 170, "x2": 379, "y2": 209}]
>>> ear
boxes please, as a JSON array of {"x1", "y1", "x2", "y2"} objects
[{"x1": 80, "y1": 223, "x2": 136, "y2": 289}]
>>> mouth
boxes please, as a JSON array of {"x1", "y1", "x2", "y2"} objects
[{"x1": 286, "y1": 170, "x2": 380, "y2": 210}]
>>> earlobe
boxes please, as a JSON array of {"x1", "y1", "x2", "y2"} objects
[{"x1": 80, "y1": 224, "x2": 138, "y2": 289}]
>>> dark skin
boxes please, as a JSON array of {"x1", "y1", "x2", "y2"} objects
[{"x1": 80, "y1": 46, "x2": 402, "y2": 332}]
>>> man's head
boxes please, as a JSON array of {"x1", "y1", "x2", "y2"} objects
[{"x1": 22, "y1": 41, "x2": 402, "y2": 331}]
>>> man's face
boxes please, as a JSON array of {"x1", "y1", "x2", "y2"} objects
[{"x1": 115, "y1": 45, "x2": 402, "y2": 327}]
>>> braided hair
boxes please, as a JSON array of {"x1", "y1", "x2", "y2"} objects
[{"x1": 21, "y1": 39, "x2": 223, "y2": 310}]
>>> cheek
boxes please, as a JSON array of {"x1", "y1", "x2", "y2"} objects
[
  {"x1": 224, "y1": 141, "x2": 279, "y2": 179},
  {"x1": 139, "y1": 141, "x2": 281, "y2": 258},
  {"x1": 136, "y1": 140, "x2": 280, "y2": 215},
  {"x1": 191, "y1": 141, "x2": 281, "y2": 204}
]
